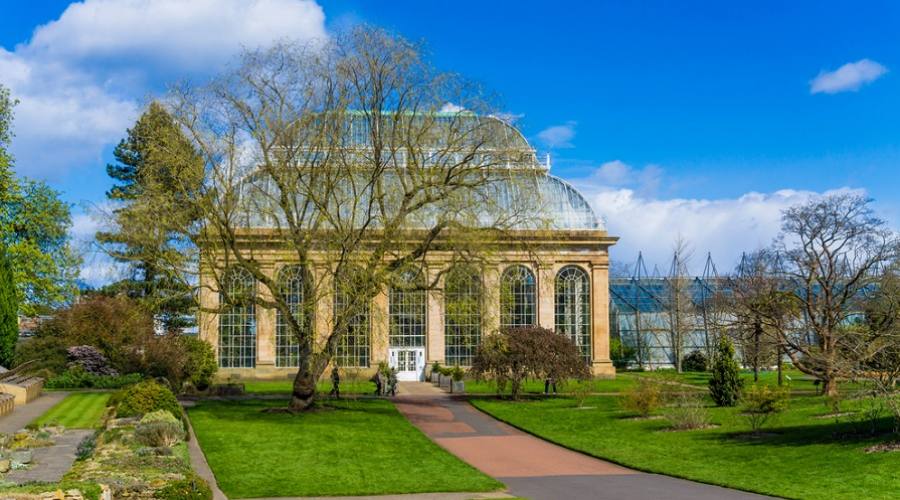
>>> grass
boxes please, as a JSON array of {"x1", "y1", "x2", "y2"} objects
[
  {"x1": 188, "y1": 398, "x2": 502, "y2": 498},
  {"x1": 242, "y1": 378, "x2": 376, "y2": 395},
  {"x1": 32, "y1": 392, "x2": 111, "y2": 429},
  {"x1": 464, "y1": 376, "x2": 636, "y2": 395},
  {"x1": 471, "y1": 390, "x2": 900, "y2": 499}
]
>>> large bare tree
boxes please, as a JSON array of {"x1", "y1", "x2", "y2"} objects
[
  {"x1": 774, "y1": 193, "x2": 897, "y2": 396},
  {"x1": 118, "y1": 27, "x2": 545, "y2": 410},
  {"x1": 729, "y1": 249, "x2": 798, "y2": 385}
]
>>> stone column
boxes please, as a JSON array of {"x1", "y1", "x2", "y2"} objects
[
  {"x1": 426, "y1": 264, "x2": 445, "y2": 364},
  {"x1": 590, "y1": 261, "x2": 615, "y2": 377},
  {"x1": 256, "y1": 264, "x2": 277, "y2": 369},
  {"x1": 537, "y1": 263, "x2": 555, "y2": 330}
]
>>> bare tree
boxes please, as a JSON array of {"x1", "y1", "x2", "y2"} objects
[
  {"x1": 729, "y1": 250, "x2": 798, "y2": 385},
  {"x1": 664, "y1": 237, "x2": 696, "y2": 372},
  {"x1": 117, "y1": 27, "x2": 546, "y2": 411},
  {"x1": 775, "y1": 193, "x2": 897, "y2": 396}
]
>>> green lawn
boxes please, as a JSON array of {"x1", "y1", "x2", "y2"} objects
[
  {"x1": 188, "y1": 398, "x2": 502, "y2": 498},
  {"x1": 32, "y1": 392, "x2": 111, "y2": 429},
  {"x1": 243, "y1": 378, "x2": 376, "y2": 395},
  {"x1": 464, "y1": 376, "x2": 636, "y2": 395},
  {"x1": 472, "y1": 392, "x2": 900, "y2": 499}
]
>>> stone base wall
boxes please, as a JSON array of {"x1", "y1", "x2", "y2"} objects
[{"x1": 590, "y1": 360, "x2": 616, "y2": 378}]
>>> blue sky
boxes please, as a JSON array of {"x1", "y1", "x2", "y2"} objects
[{"x1": 1, "y1": 1, "x2": 898, "y2": 281}]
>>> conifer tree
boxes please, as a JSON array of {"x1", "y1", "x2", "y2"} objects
[
  {"x1": 97, "y1": 102, "x2": 203, "y2": 331},
  {"x1": 709, "y1": 336, "x2": 743, "y2": 406},
  {"x1": 0, "y1": 244, "x2": 18, "y2": 367}
]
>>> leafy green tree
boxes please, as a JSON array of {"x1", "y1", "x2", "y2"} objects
[
  {"x1": 97, "y1": 102, "x2": 203, "y2": 331},
  {"x1": 0, "y1": 85, "x2": 80, "y2": 316},
  {"x1": 0, "y1": 244, "x2": 18, "y2": 366},
  {"x1": 709, "y1": 336, "x2": 743, "y2": 407}
]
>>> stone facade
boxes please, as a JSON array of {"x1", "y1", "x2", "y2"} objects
[{"x1": 199, "y1": 230, "x2": 617, "y2": 380}]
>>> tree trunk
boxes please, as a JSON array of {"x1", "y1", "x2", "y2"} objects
[
  {"x1": 289, "y1": 365, "x2": 318, "y2": 411},
  {"x1": 822, "y1": 377, "x2": 839, "y2": 397},
  {"x1": 776, "y1": 349, "x2": 783, "y2": 386}
]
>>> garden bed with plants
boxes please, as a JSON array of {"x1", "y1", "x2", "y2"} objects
[{"x1": 0, "y1": 380, "x2": 211, "y2": 499}]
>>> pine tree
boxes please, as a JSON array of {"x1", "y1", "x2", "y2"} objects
[
  {"x1": 709, "y1": 336, "x2": 743, "y2": 407},
  {"x1": 0, "y1": 244, "x2": 18, "y2": 367},
  {"x1": 97, "y1": 102, "x2": 203, "y2": 332}
]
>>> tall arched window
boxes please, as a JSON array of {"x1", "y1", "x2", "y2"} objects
[
  {"x1": 500, "y1": 265, "x2": 536, "y2": 328},
  {"x1": 444, "y1": 265, "x2": 482, "y2": 366},
  {"x1": 218, "y1": 267, "x2": 256, "y2": 368},
  {"x1": 333, "y1": 266, "x2": 370, "y2": 367},
  {"x1": 275, "y1": 265, "x2": 312, "y2": 367},
  {"x1": 555, "y1": 265, "x2": 591, "y2": 361},
  {"x1": 390, "y1": 266, "x2": 426, "y2": 348}
]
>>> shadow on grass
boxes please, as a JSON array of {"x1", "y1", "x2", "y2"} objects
[{"x1": 704, "y1": 415, "x2": 897, "y2": 448}]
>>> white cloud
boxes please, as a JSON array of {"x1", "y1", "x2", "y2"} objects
[
  {"x1": 537, "y1": 121, "x2": 576, "y2": 148},
  {"x1": 589, "y1": 160, "x2": 663, "y2": 196},
  {"x1": 810, "y1": 59, "x2": 888, "y2": 95},
  {"x1": 570, "y1": 165, "x2": 863, "y2": 274},
  {"x1": 2, "y1": 0, "x2": 328, "y2": 176},
  {"x1": 440, "y1": 102, "x2": 465, "y2": 113}
]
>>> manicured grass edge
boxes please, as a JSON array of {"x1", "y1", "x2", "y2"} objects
[{"x1": 467, "y1": 398, "x2": 778, "y2": 498}]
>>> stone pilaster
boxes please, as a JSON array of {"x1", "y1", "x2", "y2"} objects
[
  {"x1": 371, "y1": 285, "x2": 389, "y2": 366},
  {"x1": 426, "y1": 264, "x2": 444, "y2": 364},
  {"x1": 256, "y1": 264, "x2": 276, "y2": 368},
  {"x1": 483, "y1": 263, "x2": 501, "y2": 335},
  {"x1": 313, "y1": 264, "x2": 333, "y2": 352},
  {"x1": 537, "y1": 263, "x2": 555, "y2": 330},
  {"x1": 198, "y1": 266, "x2": 219, "y2": 355},
  {"x1": 591, "y1": 262, "x2": 615, "y2": 377}
]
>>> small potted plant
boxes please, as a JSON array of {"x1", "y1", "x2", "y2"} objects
[
  {"x1": 440, "y1": 367, "x2": 453, "y2": 389},
  {"x1": 430, "y1": 362, "x2": 441, "y2": 384},
  {"x1": 450, "y1": 366, "x2": 466, "y2": 394}
]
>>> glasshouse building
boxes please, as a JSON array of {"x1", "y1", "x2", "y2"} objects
[{"x1": 198, "y1": 114, "x2": 618, "y2": 381}]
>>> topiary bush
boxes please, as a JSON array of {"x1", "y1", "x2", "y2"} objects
[
  {"x1": 709, "y1": 337, "x2": 744, "y2": 407},
  {"x1": 155, "y1": 473, "x2": 213, "y2": 500},
  {"x1": 114, "y1": 380, "x2": 181, "y2": 419},
  {"x1": 682, "y1": 350, "x2": 708, "y2": 372}
]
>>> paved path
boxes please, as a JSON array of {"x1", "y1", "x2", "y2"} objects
[
  {"x1": 0, "y1": 391, "x2": 68, "y2": 434},
  {"x1": 5, "y1": 429, "x2": 92, "y2": 484},
  {"x1": 395, "y1": 382, "x2": 773, "y2": 500}
]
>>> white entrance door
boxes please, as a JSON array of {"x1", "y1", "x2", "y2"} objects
[{"x1": 389, "y1": 348, "x2": 425, "y2": 381}]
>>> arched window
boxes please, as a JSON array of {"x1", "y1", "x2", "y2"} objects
[
  {"x1": 275, "y1": 265, "x2": 312, "y2": 367},
  {"x1": 500, "y1": 265, "x2": 536, "y2": 328},
  {"x1": 555, "y1": 265, "x2": 591, "y2": 360},
  {"x1": 390, "y1": 266, "x2": 426, "y2": 347},
  {"x1": 218, "y1": 267, "x2": 256, "y2": 368},
  {"x1": 444, "y1": 265, "x2": 482, "y2": 366},
  {"x1": 333, "y1": 266, "x2": 370, "y2": 367}
]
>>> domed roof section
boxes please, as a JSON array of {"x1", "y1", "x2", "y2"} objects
[
  {"x1": 237, "y1": 111, "x2": 602, "y2": 231},
  {"x1": 489, "y1": 173, "x2": 602, "y2": 230},
  {"x1": 334, "y1": 111, "x2": 541, "y2": 169}
]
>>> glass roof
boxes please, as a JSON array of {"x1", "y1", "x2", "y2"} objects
[{"x1": 236, "y1": 112, "x2": 602, "y2": 231}]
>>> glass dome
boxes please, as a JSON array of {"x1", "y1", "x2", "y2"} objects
[{"x1": 237, "y1": 112, "x2": 603, "y2": 231}]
